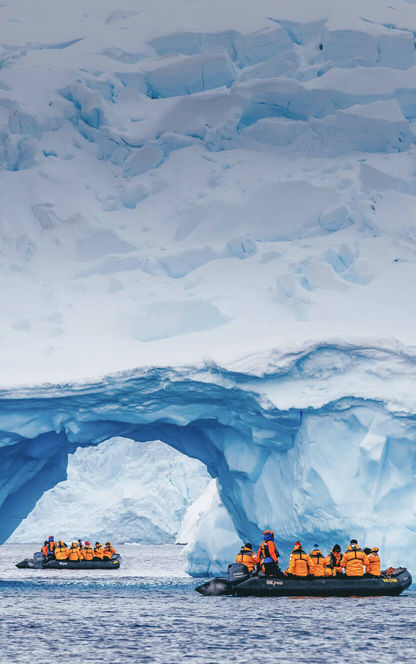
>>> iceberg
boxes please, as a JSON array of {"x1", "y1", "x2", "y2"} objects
[
  {"x1": 1, "y1": 342, "x2": 416, "y2": 575},
  {"x1": 1, "y1": 0, "x2": 416, "y2": 575}
]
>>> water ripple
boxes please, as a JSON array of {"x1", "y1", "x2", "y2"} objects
[{"x1": 1, "y1": 545, "x2": 415, "y2": 663}]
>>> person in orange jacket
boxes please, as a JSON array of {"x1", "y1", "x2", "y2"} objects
[
  {"x1": 47, "y1": 535, "x2": 56, "y2": 556},
  {"x1": 94, "y1": 542, "x2": 104, "y2": 560},
  {"x1": 82, "y1": 541, "x2": 94, "y2": 561},
  {"x1": 55, "y1": 541, "x2": 69, "y2": 560},
  {"x1": 41, "y1": 541, "x2": 49, "y2": 559},
  {"x1": 324, "y1": 544, "x2": 344, "y2": 576},
  {"x1": 103, "y1": 542, "x2": 116, "y2": 559},
  {"x1": 68, "y1": 541, "x2": 84, "y2": 562},
  {"x1": 286, "y1": 542, "x2": 313, "y2": 577},
  {"x1": 235, "y1": 543, "x2": 257, "y2": 571},
  {"x1": 309, "y1": 544, "x2": 326, "y2": 577},
  {"x1": 341, "y1": 539, "x2": 369, "y2": 576},
  {"x1": 256, "y1": 530, "x2": 280, "y2": 576},
  {"x1": 366, "y1": 547, "x2": 381, "y2": 576}
]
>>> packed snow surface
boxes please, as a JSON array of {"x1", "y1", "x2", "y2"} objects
[
  {"x1": 8, "y1": 438, "x2": 211, "y2": 544},
  {"x1": 2, "y1": 0, "x2": 416, "y2": 382},
  {"x1": 1, "y1": 0, "x2": 416, "y2": 574}
]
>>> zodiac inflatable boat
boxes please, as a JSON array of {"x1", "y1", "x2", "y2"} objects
[
  {"x1": 16, "y1": 552, "x2": 121, "y2": 570},
  {"x1": 196, "y1": 563, "x2": 412, "y2": 597}
]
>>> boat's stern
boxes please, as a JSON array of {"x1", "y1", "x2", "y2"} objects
[{"x1": 195, "y1": 578, "x2": 230, "y2": 596}]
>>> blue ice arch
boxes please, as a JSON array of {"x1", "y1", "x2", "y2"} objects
[{"x1": 1, "y1": 342, "x2": 416, "y2": 575}]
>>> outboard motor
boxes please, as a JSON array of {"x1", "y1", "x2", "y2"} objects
[
  {"x1": 227, "y1": 562, "x2": 250, "y2": 582},
  {"x1": 33, "y1": 552, "x2": 45, "y2": 569}
]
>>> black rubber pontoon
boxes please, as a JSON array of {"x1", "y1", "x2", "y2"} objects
[
  {"x1": 196, "y1": 563, "x2": 412, "y2": 597},
  {"x1": 16, "y1": 552, "x2": 121, "y2": 569}
]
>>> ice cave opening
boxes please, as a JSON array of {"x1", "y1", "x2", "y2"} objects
[{"x1": 7, "y1": 437, "x2": 212, "y2": 546}]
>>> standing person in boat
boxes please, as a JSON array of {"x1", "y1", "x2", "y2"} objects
[
  {"x1": 309, "y1": 544, "x2": 326, "y2": 577},
  {"x1": 55, "y1": 541, "x2": 69, "y2": 561},
  {"x1": 103, "y1": 542, "x2": 116, "y2": 559},
  {"x1": 341, "y1": 539, "x2": 369, "y2": 576},
  {"x1": 366, "y1": 547, "x2": 381, "y2": 576},
  {"x1": 285, "y1": 541, "x2": 313, "y2": 577},
  {"x1": 235, "y1": 543, "x2": 257, "y2": 571},
  {"x1": 82, "y1": 541, "x2": 94, "y2": 561},
  {"x1": 256, "y1": 530, "x2": 280, "y2": 576},
  {"x1": 68, "y1": 541, "x2": 84, "y2": 562},
  {"x1": 324, "y1": 544, "x2": 344, "y2": 576},
  {"x1": 94, "y1": 542, "x2": 104, "y2": 561},
  {"x1": 47, "y1": 535, "x2": 56, "y2": 557}
]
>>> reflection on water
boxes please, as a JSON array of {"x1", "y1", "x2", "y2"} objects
[{"x1": 1, "y1": 544, "x2": 415, "y2": 663}]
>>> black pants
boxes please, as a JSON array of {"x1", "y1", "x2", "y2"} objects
[{"x1": 264, "y1": 562, "x2": 281, "y2": 577}]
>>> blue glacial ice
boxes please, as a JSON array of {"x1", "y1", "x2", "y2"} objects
[{"x1": 1, "y1": 342, "x2": 416, "y2": 576}]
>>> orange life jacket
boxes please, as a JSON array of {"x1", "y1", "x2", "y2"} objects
[
  {"x1": 41, "y1": 545, "x2": 48, "y2": 556},
  {"x1": 256, "y1": 540, "x2": 279, "y2": 565},
  {"x1": 341, "y1": 546, "x2": 369, "y2": 576},
  {"x1": 309, "y1": 549, "x2": 325, "y2": 577},
  {"x1": 286, "y1": 548, "x2": 313, "y2": 577},
  {"x1": 83, "y1": 546, "x2": 94, "y2": 561},
  {"x1": 68, "y1": 546, "x2": 83, "y2": 561},
  {"x1": 94, "y1": 547, "x2": 104, "y2": 560},
  {"x1": 367, "y1": 549, "x2": 381, "y2": 576},
  {"x1": 324, "y1": 551, "x2": 343, "y2": 576},
  {"x1": 103, "y1": 546, "x2": 116, "y2": 559},
  {"x1": 235, "y1": 547, "x2": 256, "y2": 570},
  {"x1": 55, "y1": 546, "x2": 69, "y2": 560}
]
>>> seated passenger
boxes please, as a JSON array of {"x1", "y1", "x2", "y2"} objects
[
  {"x1": 82, "y1": 541, "x2": 94, "y2": 561},
  {"x1": 324, "y1": 544, "x2": 343, "y2": 576},
  {"x1": 256, "y1": 530, "x2": 280, "y2": 577},
  {"x1": 366, "y1": 547, "x2": 381, "y2": 576},
  {"x1": 309, "y1": 544, "x2": 326, "y2": 577},
  {"x1": 55, "y1": 541, "x2": 69, "y2": 560},
  {"x1": 103, "y1": 542, "x2": 116, "y2": 559},
  {"x1": 286, "y1": 542, "x2": 313, "y2": 577},
  {"x1": 94, "y1": 542, "x2": 104, "y2": 560},
  {"x1": 77, "y1": 539, "x2": 84, "y2": 552},
  {"x1": 68, "y1": 541, "x2": 83, "y2": 562},
  {"x1": 341, "y1": 539, "x2": 369, "y2": 577},
  {"x1": 235, "y1": 543, "x2": 257, "y2": 571},
  {"x1": 41, "y1": 541, "x2": 49, "y2": 559}
]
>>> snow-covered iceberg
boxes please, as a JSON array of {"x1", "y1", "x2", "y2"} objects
[{"x1": 1, "y1": 0, "x2": 416, "y2": 575}]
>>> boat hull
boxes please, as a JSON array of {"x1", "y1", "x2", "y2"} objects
[{"x1": 196, "y1": 567, "x2": 412, "y2": 597}]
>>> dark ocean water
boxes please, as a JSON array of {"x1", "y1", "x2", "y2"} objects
[{"x1": 1, "y1": 544, "x2": 415, "y2": 664}]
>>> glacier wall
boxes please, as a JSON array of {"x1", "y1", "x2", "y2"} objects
[
  {"x1": 3, "y1": 0, "x2": 416, "y2": 386},
  {"x1": 2, "y1": 0, "x2": 416, "y2": 575},
  {"x1": 1, "y1": 342, "x2": 416, "y2": 575}
]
